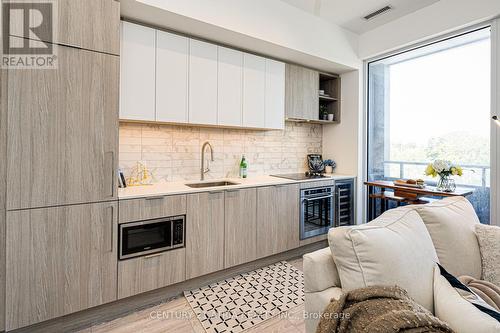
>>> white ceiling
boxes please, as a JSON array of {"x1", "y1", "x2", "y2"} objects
[{"x1": 280, "y1": 0, "x2": 441, "y2": 34}]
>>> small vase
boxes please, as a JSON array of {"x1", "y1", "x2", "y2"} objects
[
  {"x1": 436, "y1": 175, "x2": 456, "y2": 192},
  {"x1": 325, "y1": 166, "x2": 333, "y2": 174}
]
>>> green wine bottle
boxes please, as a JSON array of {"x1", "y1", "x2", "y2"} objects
[{"x1": 239, "y1": 155, "x2": 248, "y2": 178}]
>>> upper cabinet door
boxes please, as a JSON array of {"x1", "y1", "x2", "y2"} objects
[
  {"x1": 7, "y1": 41, "x2": 119, "y2": 210},
  {"x1": 156, "y1": 31, "x2": 189, "y2": 123},
  {"x1": 218, "y1": 47, "x2": 243, "y2": 126},
  {"x1": 7, "y1": 0, "x2": 120, "y2": 55},
  {"x1": 120, "y1": 22, "x2": 156, "y2": 121},
  {"x1": 265, "y1": 59, "x2": 286, "y2": 130},
  {"x1": 285, "y1": 64, "x2": 319, "y2": 120},
  {"x1": 189, "y1": 39, "x2": 218, "y2": 125},
  {"x1": 243, "y1": 53, "x2": 266, "y2": 128}
]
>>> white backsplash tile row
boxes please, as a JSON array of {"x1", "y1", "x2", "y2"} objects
[{"x1": 119, "y1": 121, "x2": 323, "y2": 182}]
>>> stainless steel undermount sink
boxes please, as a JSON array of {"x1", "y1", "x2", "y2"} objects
[{"x1": 185, "y1": 181, "x2": 240, "y2": 188}]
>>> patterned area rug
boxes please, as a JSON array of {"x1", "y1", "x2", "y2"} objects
[{"x1": 184, "y1": 261, "x2": 304, "y2": 333}]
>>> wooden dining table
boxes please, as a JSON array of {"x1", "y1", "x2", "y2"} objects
[{"x1": 365, "y1": 180, "x2": 474, "y2": 221}]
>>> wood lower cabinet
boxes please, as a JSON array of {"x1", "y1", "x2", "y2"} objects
[
  {"x1": 257, "y1": 184, "x2": 300, "y2": 258},
  {"x1": 118, "y1": 195, "x2": 187, "y2": 224},
  {"x1": 0, "y1": 65, "x2": 6, "y2": 332},
  {"x1": 186, "y1": 191, "x2": 225, "y2": 279},
  {"x1": 5, "y1": 202, "x2": 118, "y2": 330},
  {"x1": 285, "y1": 64, "x2": 319, "y2": 120},
  {"x1": 118, "y1": 249, "x2": 186, "y2": 299},
  {"x1": 6, "y1": 41, "x2": 119, "y2": 210},
  {"x1": 224, "y1": 188, "x2": 257, "y2": 267}
]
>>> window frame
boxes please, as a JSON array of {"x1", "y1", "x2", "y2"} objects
[{"x1": 362, "y1": 21, "x2": 496, "y2": 224}]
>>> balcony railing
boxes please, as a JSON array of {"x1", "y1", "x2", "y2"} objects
[
  {"x1": 382, "y1": 160, "x2": 490, "y2": 188},
  {"x1": 374, "y1": 160, "x2": 491, "y2": 224}
]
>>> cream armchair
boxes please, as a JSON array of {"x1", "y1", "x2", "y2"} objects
[{"x1": 303, "y1": 196, "x2": 484, "y2": 333}]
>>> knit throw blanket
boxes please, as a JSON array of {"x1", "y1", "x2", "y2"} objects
[{"x1": 316, "y1": 286, "x2": 454, "y2": 333}]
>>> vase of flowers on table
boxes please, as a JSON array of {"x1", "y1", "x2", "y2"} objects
[{"x1": 425, "y1": 160, "x2": 463, "y2": 192}]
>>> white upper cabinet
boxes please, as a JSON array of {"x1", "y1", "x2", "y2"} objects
[
  {"x1": 156, "y1": 31, "x2": 189, "y2": 123},
  {"x1": 119, "y1": 22, "x2": 286, "y2": 129},
  {"x1": 189, "y1": 39, "x2": 218, "y2": 125},
  {"x1": 120, "y1": 22, "x2": 156, "y2": 121},
  {"x1": 218, "y1": 47, "x2": 243, "y2": 126},
  {"x1": 243, "y1": 53, "x2": 266, "y2": 128},
  {"x1": 265, "y1": 59, "x2": 285, "y2": 130}
]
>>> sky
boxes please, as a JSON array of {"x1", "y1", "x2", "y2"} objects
[{"x1": 388, "y1": 34, "x2": 491, "y2": 144}]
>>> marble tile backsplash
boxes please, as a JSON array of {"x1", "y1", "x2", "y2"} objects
[{"x1": 119, "y1": 122, "x2": 322, "y2": 182}]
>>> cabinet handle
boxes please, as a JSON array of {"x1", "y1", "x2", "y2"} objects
[
  {"x1": 144, "y1": 253, "x2": 163, "y2": 259},
  {"x1": 226, "y1": 189, "x2": 239, "y2": 193},
  {"x1": 337, "y1": 188, "x2": 341, "y2": 227},
  {"x1": 111, "y1": 152, "x2": 115, "y2": 197},
  {"x1": 303, "y1": 194, "x2": 333, "y2": 201},
  {"x1": 108, "y1": 205, "x2": 114, "y2": 253},
  {"x1": 145, "y1": 196, "x2": 165, "y2": 201},
  {"x1": 209, "y1": 191, "x2": 223, "y2": 199},
  {"x1": 106, "y1": 151, "x2": 115, "y2": 198}
]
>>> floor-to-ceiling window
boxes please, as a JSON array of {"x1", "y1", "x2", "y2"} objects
[{"x1": 367, "y1": 27, "x2": 491, "y2": 224}]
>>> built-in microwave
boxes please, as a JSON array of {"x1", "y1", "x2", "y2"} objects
[{"x1": 119, "y1": 216, "x2": 185, "y2": 260}]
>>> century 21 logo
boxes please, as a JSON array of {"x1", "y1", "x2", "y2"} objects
[{"x1": 2, "y1": 1, "x2": 54, "y2": 55}]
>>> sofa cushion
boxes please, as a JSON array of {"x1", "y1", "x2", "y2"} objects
[
  {"x1": 328, "y1": 207, "x2": 438, "y2": 312},
  {"x1": 458, "y1": 275, "x2": 500, "y2": 310},
  {"x1": 434, "y1": 264, "x2": 500, "y2": 333},
  {"x1": 303, "y1": 247, "x2": 341, "y2": 293},
  {"x1": 475, "y1": 224, "x2": 500, "y2": 287},
  {"x1": 412, "y1": 196, "x2": 482, "y2": 279},
  {"x1": 304, "y1": 287, "x2": 343, "y2": 333}
]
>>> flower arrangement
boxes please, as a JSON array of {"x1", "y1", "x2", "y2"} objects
[
  {"x1": 425, "y1": 160, "x2": 463, "y2": 178},
  {"x1": 424, "y1": 159, "x2": 462, "y2": 192}
]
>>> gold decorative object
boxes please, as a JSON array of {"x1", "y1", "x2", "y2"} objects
[{"x1": 126, "y1": 162, "x2": 156, "y2": 186}]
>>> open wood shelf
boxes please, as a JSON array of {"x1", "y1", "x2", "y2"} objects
[
  {"x1": 285, "y1": 118, "x2": 340, "y2": 125},
  {"x1": 284, "y1": 64, "x2": 341, "y2": 125},
  {"x1": 318, "y1": 72, "x2": 341, "y2": 123},
  {"x1": 309, "y1": 119, "x2": 340, "y2": 125}
]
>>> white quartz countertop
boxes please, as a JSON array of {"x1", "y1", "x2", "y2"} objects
[{"x1": 118, "y1": 174, "x2": 356, "y2": 200}]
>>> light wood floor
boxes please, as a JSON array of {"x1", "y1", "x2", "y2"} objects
[{"x1": 78, "y1": 259, "x2": 305, "y2": 333}]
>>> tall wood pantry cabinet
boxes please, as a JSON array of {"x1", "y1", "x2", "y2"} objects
[{"x1": 1, "y1": 0, "x2": 121, "y2": 331}]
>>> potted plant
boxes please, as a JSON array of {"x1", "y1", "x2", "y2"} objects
[
  {"x1": 425, "y1": 160, "x2": 463, "y2": 192},
  {"x1": 320, "y1": 104, "x2": 329, "y2": 120},
  {"x1": 323, "y1": 159, "x2": 336, "y2": 174}
]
